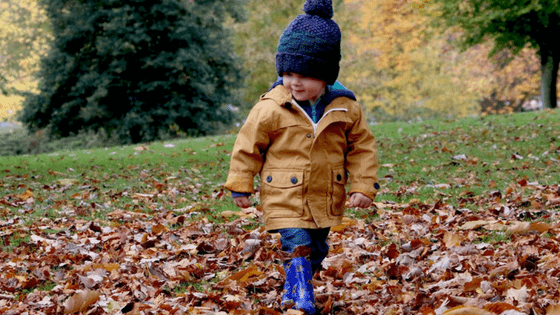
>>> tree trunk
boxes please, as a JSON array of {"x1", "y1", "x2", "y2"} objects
[{"x1": 540, "y1": 50, "x2": 559, "y2": 109}]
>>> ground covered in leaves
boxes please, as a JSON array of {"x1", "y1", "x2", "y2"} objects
[
  {"x1": 1, "y1": 110, "x2": 560, "y2": 314},
  {"x1": 1, "y1": 182, "x2": 560, "y2": 314}
]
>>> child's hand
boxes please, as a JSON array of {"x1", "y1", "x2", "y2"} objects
[
  {"x1": 348, "y1": 193, "x2": 372, "y2": 208},
  {"x1": 233, "y1": 196, "x2": 251, "y2": 208}
]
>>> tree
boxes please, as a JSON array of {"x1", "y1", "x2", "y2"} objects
[
  {"x1": 0, "y1": 0, "x2": 52, "y2": 120},
  {"x1": 22, "y1": 0, "x2": 245, "y2": 143},
  {"x1": 343, "y1": 0, "x2": 480, "y2": 120},
  {"x1": 433, "y1": 0, "x2": 560, "y2": 109},
  {"x1": 0, "y1": 0, "x2": 51, "y2": 94}
]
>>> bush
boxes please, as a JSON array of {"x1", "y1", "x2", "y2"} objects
[{"x1": 0, "y1": 126, "x2": 121, "y2": 156}]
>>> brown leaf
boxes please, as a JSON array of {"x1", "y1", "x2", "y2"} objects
[
  {"x1": 483, "y1": 302, "x2": 519, "y2": 313},
  {"x1": 443, "y1": 306, "x2": 494, "y2": 315},
  {"x1": 458, "y1": 220, "x2": 492, "y2": 230},
  {"x1": 151, "y1": 223, "x2": 167, "y2": 234},
  {"x1": 384, "y1": 243, "x2": 400, "y2": 259},
  {"x1": 77, "y1": 275, "x2": 98, "y2": 289},
  {"x1": 546, "y1": 304, "x2": 560, "y2": 315},
  {"x1": 443, "y1": 232, "x2": 463, "y2": 247},
  {"x1": 223, "y1": 265, "x2": 264, "y2": 286},
  {"x1": 63, "y1": 290, "x2": 101, "y2": 314},
  {"x1": 507, "y1": 221, "x2": 552, "y2": 234}
]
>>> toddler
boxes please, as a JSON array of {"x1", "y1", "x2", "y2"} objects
[{"x1": 224, "y1": 0, "x2": 379, "y2": 313}]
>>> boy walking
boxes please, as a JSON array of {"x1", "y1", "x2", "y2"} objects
[{"x1": 224, "y1": 0, "x2": 379, "y2": 313}]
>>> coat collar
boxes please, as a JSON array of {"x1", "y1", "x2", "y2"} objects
[{"x1": 260, "y1": 85, "x2": 293, "y2": 107}]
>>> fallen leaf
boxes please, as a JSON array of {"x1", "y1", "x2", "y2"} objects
[
  {"x1": 443, "y1": 305, "x2": 494, "y2": 315},
  {"x1": 15, "y1": 189, "x2": 34, "y2": 201},
  {"x1": 458, "y1": 220, "x2": 492, "y2": 230},
  {"x1": 507, "y1": 221, "x2": 552, "y2": 234},
  {"x1": 443, "y1": 232, "x2": 463, "y2": 247},
  {"x1": 56, "y1": 179, "x2": 78, "y2": 186},
  {"x1": 134, "y1": 145, "x2": 149, "y2": 151},
  {"x1": 63, "y1": 290, "x2": 101, "y2": 314},
  {"x1": 546, "y1": 304, "x2": 560, "y2": 315},
  {"x1": 505, "y1": 286, "x2": 528, "y2": 303}
]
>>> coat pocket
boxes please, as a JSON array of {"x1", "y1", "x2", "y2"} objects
[
  {"x1": 331, "y1": 166, "x2": 347, "y2": 216},
  {"x1": 260, "y1": 169, "x2": 304, "y2": 218}
]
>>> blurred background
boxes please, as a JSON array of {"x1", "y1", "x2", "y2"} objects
[{"x1": 1, "y1": 0, "x2": 558, "y2": 152}]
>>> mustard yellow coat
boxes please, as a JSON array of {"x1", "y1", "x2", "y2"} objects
[{"x1": 224, "y1": 85, "x2": 379, "y2": 231}]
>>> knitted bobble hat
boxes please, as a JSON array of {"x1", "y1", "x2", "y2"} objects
[{"x1": 276, "y1": 0, "x2": 341, "y2": 85}]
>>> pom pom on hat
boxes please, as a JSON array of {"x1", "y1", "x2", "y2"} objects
[
  {"x1": 303, "y1": 0, "x2": 333, "y2": 19},
  {"x1": 276, "y1": 0, "x2": 341, "y2": 85}
]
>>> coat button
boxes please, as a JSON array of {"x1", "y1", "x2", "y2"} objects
[
  {"x1": 307, "y1": 134, "x2": 312, "y2": 138},
  {"x1": 336, "y1": 174, "x2": 342, "y2": 181},
  {"x1": 374, "y1": 183, "x2": 380, "y2": 189},
  {"x1": 291, "y1": 177, "x2": 298, "y2": 184},
  {"x1": 267, "y1": 176, "x2": 272, "y2": 183}
]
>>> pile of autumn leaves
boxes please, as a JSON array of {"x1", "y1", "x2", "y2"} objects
[{"x1": 1, "y1": 183, "x2": 560, "y2": 314}]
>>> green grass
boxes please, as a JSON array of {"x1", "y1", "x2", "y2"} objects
[
  {"x1": 371, "y1": 109, "x2": 560, "y2": 209},
  {"x1": 1, "y1": 109, "x2": 559, "y2": 227},
  {"x1": 1, "y1": 231, "x2": 31, "y2": 252}
]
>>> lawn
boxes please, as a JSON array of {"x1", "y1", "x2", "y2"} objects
[{"x1": 0, "y1": 109, "x2": 559, "y2": 314}]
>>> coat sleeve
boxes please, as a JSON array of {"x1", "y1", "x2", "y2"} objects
[
  {"x1": 223, "y1": 103, "x2": 271, "y2": 194},
  {"x1": 345, "y1": 104, "x2": 380, "y2": 200}
]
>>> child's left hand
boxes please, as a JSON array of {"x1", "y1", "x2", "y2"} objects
[{"x1": 348, "y1": 193, "x2": 373, "y2": 208}]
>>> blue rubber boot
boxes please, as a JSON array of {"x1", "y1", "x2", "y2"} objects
[
  {"x1": 286, "y1": 256, "x2": 316, "y2": 314},
  {"x1": 281, "y1": 261, "x2": 294, "y2": 308}
]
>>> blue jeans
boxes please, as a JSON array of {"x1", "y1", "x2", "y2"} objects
[{"x1": 278, "y1": 228, "x2": 330, "y2": 273}]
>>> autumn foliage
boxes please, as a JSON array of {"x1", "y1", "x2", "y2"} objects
[
  {"x1": 234, "y1": 0, "x2": 557, "y2": 121},
  {"x1": 1, "y1": 109, "x2": 560, "y2": 314},
  {"x1": 1, "y1": 184, "x2": 560, "y2": 314}
]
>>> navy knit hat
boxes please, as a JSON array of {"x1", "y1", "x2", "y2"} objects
[{"x1": 276, "y1": 0, "x2": 341, "y2": 85}]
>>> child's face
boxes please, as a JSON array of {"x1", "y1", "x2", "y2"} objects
[{"x1": 282, "y1": 72, "x2": 327, "y2": 104}]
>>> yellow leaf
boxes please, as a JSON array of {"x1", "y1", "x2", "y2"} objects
[
  {"x1": 92, "y1": 263, "x2": 120, "y2": 272},
  {"x1": 134, "y1": 145, "x2": 149, "y2": 151},
  {"x1": 15, "y1": 189, "x2": 34, "y2": 201},
  {"x1": 56, "y1": 179, "x2": 78, "y2": 186},
  {"x1": 332, "y1": 217, "x2": 355, "y2": 232}
]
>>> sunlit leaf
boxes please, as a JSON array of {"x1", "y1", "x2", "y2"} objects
[{"x1": 63, "y1": 290, "x2": 101, "y2": 314}]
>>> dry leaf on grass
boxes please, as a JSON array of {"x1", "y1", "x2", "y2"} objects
[
  {"x1": 443, "y1": 305, "x2": 494, "y2": 315},
  {"x1": 63, "y1": 290, "x2": 101, "y2": 314}
]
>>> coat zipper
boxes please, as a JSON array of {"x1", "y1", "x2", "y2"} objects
[{"x1": 291, "y1": 99, "x2": 349, "y2": 136}]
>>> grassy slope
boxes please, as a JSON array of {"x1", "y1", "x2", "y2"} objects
[
  {"x1": 0, "y1": 109, "x2": 559, "y2": 314},
  {"x1": 1, "y1": 109, "x2": 559, "y2": 224}
]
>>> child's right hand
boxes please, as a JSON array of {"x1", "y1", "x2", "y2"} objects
[{"x1": 233, "y1": 196, "x2": 251, "y2": 208}]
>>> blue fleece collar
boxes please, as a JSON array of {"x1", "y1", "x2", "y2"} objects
[{"x1": 270, "y1": 77, "x2": 357, "y2": 102}]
